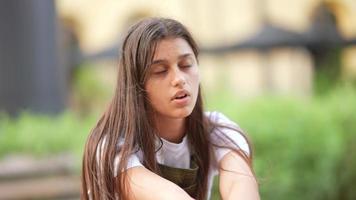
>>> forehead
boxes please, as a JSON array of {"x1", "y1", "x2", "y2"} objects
[{"x1": 153, "y1": 37, "x2": 194, "y2": 61}]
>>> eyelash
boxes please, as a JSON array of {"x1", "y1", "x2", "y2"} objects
[
  {"x1": 181, "y1": 64, "x2": 192, "y2": 68},
  {"x1": 153, "y1": 65, "x2": 192, "y2": 75},
  {"x1": 154, "y1": 70, "x2": 167, "y2": 74}
]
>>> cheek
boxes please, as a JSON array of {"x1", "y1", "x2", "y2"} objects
[
  {"x1": 190, "y1": 68, "x2": 200, "y2": 87},
  {"x1": 145, "y1": 82, "x2": 165, "y2": 106},
  {"x1": 144, "y1": 82, "x2": 154, "y2": 102}
]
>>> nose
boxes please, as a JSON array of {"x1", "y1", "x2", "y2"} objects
[{"x1": 171, "y1": 67, "x2": 186, "y2": 87}]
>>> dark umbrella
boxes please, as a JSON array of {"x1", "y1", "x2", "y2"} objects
[
  {"x1": 202, "y1": 23, "x2": 306, "y2": 53},
  {"x1": 202, "y1": 3, "x2": 356, "y2": 54}
]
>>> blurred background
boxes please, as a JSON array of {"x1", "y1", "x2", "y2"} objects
[{"x1": 0, "y1": 0, "x2": 356, "y2": 199}]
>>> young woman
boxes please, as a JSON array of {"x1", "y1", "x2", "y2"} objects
[{"x1": 81, "y1": 17, "x2": 260, "y2": 200}]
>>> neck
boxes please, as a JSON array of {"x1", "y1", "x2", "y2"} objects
[{"x1": 153, "y1": 116, "x2": 186, "y2": 143}]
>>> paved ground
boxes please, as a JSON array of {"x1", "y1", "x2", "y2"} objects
[{"x1": 0, "y1": 154, "x2": 80, "y2": 200}]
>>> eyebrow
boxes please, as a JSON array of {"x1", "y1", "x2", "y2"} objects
[{"x1": 151, "y1": 53, "x2": 194, "y2": 65}]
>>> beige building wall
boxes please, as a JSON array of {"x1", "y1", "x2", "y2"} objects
[
  {"x1": 56, "y1": 0, "x2": 356, "y2": 97},
  {"x1": 268, "y1": 48, "x2": 313, "y2": 96}
]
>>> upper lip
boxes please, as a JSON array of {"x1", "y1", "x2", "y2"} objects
[{"x1": 171, "y1": 89, "x2": 190, "y2": 100}]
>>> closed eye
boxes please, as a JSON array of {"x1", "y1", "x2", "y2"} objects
[
  {"x1": 151, "y1": 64, "x2": 168, "y2": 75},
  {"x1": 153, "y1": 69, "x2": 167, "y2": 74},
  {"x1": 180, "y1": 65, "x2": 192, "y2": 68}
]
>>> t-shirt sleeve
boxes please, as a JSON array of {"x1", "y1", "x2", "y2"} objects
[
  {"x1": 113, "y1": 139, "x2": 144, "y2": 176},
  {"x1": 113, "y1": 152, "x2": 143, "y2": 176},
  {"x1": 207, "y1": 111, "x2": 250, "y2": 166},
  {"x1": 97, "y1": 136, "x2": 144, "y2": 177}
]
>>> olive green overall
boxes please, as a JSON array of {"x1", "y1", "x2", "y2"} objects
[{"x1": 158, "y1": 155, "x2": 199, "y2": 199}]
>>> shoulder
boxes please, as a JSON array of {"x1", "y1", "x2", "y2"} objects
[
  {"x1": 204, "y1": 111, "x2": 251, "y2": 162},
  {"x1": 97, "y1": 135, "x2": 144, "y2": 177},
  {"x1": 205, "y1": 111, "x2": 239, "y2": 126}
]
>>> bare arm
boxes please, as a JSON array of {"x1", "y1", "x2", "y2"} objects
[
  {"x1": 219, "y1": 151, "x2": 260, "y2": 200},
  {"x1": 120, "y1": 166, "x2": 194, "y2": 200}
]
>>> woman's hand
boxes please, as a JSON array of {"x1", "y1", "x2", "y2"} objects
[
  {"x1": 219, "y1": 151, "x2": 260, "y2": 200},
  {"x1": 118, "y1": 166, "x2": 194, "y2": 200}
]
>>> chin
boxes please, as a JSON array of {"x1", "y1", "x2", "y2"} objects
[{"x1": 170, "y1": 108, "x2": 194, "y2": 119}]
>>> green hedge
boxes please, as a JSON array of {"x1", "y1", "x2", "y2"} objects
[
  {"x1": 0, "y1": 86, "x2": 355, "y2": 199},
  {"x1": 0, "y1": 112, "x2": 95, "y2": 162},
  {"x1": 208, "y1": 86, "x2": 356, "y2": 200}
]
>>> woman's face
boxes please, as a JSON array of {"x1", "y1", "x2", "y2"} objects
[{"x1": 145, "y1": 37, "x2": 200, "y2": 120}]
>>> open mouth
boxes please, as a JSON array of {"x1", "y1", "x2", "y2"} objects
[
  {"x1": 175, "y1": 94, "x2": 188, "y2": 99},
  {"x1": 171, "y1": 90, "x2": 190, "y2": 104}
]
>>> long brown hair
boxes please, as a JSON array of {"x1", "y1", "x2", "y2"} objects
[{"x1": 81, "y1": 17, "x2": 254, "y2": 200}]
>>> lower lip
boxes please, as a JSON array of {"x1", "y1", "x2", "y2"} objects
[{"x1": 172, "y1": 95, "x2": 190, "y2": 106}]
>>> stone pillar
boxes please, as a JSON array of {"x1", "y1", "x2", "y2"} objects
[{"x1": 0, "y1": 0, "x2": 66, "y2": 116}]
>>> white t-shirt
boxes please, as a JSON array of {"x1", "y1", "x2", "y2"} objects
[{"x1": 113, "y1": 111, "x2": 250, "y2": 200}]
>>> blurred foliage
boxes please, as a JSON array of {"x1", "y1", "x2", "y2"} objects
[
  {"x1": 70, "y1": 64, "x2": 113, "y2": 115},
  {"x1": 0, "y1": 112, "x2": 96, "y2": 163},
  {"x1": 1, "y1": 66, "x2": 356, "y2": 199},
  {"x1": 314, "y1": 48, "x2": 343, "y2": 95},
  {"x1": 208, "y1": 84, "x2": 356, "y2": 200}
]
